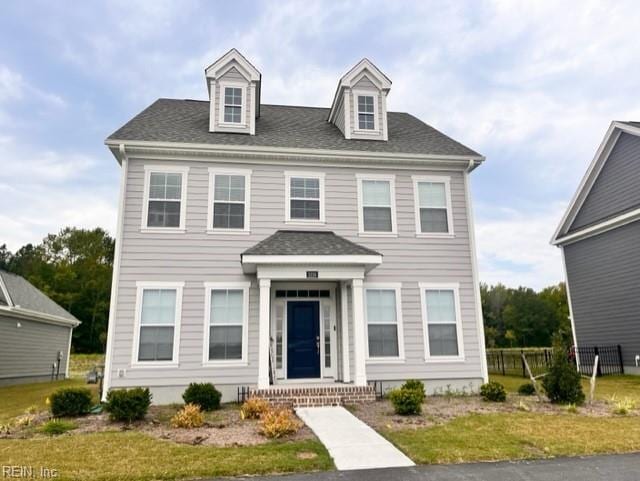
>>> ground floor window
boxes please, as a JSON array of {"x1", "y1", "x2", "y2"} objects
[
  {"x1": 204, "y1": 282, "x2": 250, "y2": 363},
  {"x1": 365, "y1": 285, "x2": 403, "y2": 360},
  {"x1": 420, "y1": 283, "x2": 463, "y2": 359}
]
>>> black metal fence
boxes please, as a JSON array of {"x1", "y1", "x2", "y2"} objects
[{"x1": 486, "y1": 345, "x2": 624, "y2": 378}]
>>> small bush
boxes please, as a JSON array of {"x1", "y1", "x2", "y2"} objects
[
  {"x1": 240, "y1": 397, "x2": 271, "y2": 420},
  {"x1": 259, "y1": 408, "x2": 301, "y2": 438},
  {"x1": 41, "y1": 419, "x2": 77, "y2": 436},
  {"x1": 518, "y1": 382, "x2": 536, "y2": 396},
  {"x1": 171, "y1": 403, "x2": 204, "y2": 428},
  {"x1": 542, "y1": 334, "x2": 585, "y2": 405},
  {"x1": 50, "y1": 387, "x2": 93, "y2": 417},
  {"x1": 612, "y1": 397, "x2": 637, "y2": 415},
  {"x1": 388, "y1": 387, "x2": 424, "y2": 415},
  {"x1": 566, "y1": 403, "x2": 578, "y2": 414},
  {"x1": 182, "y1": 383, "x2": 221, "y2": 411},
  {"x1": 401, "y1": 379, "x2": 426, "y2": 401},
  {"x1": 105, "y1": 387, "x2": 151, "y2": 423},
  {"x1": 480, "y1": 381, "x2": 507, "y2": 402}
]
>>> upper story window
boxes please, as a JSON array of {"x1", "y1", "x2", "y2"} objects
[
  {"x1": 420, "y1": 283, "x2": 464, "y2": 360},
  {"x1": 142, "y1": 165, "x2": 189, "y2": 232},
  {"x1": 357, "y1": 95, "x2": 375, "y2": 130},
  {"x1": 285, "y1": 171, "x2": 325, "y2": 223},
  {"x1": 413, "y1": 176, "x2": 454, "y2": 236},
  {"x1": 208, "y1": 168, "x2": 251, "y2": 233},
  {"x1": 365, "y1": 285, "x2": 404, "y2": 360},
  {"x1": 223, "y1": 87, "x2": 243, "y2": 123},
  {"x1": 356, "y1": 174, "x2": 397, "y2": 235}
]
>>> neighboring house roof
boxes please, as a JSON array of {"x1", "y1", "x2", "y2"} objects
[
  {"x1": 0, "y1": 270, "x2": 80, "y2": 327},
  {"x1": 552, "y1": 120, "x2": 640, "y2": 245},
  {"x1": 242, "y1": 230, "x2": 381, "y2": 257},
  {"x1": 106, "y1": 99, "x2": 482, "y2": 158}
]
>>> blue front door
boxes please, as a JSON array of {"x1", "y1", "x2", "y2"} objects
[{"x1": 287, "y1": 301, "x2": 320, "y2": 379}]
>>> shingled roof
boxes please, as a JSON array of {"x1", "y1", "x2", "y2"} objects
[
  {"x1": 107, "y1": 99, "x2": 481, "y2": 158},
  {"x1": 242, "y1": 231, "x2": 381, "y2": 257}
]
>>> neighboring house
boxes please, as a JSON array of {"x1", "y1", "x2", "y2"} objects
[
  {"x1": 102, "y1": 49, "x2": 488, "y2": 404},
  {"x1": 0, "y1": 270, "x2": 80, "y2": 385},
  {"x1": 552, "y1": 121, "x2": 640, "y2": 374}
]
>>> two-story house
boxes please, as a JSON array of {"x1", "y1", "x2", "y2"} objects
[{"x1": 102, "y1": 49, "x2": 488, "y2": 404}]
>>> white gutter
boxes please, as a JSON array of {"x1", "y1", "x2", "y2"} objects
[
  {"x1": 0, "y1": 305, "x2": 80, "y2": 327},
  {"x1": 552, "y1": 207, "x2": 640, "y2": 246}
]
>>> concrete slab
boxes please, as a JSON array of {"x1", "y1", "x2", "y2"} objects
[{"x1": 296, "y1": 406, "x2": 414, "y2": 471}]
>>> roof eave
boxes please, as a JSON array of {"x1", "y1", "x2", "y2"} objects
[{"x1": 0, "y1": 305, "x2": 81, "y2": 328}]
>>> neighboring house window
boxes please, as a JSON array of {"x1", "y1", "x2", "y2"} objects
[
  {"x1": 223, "y1": 86, "x2": 243, "y2": 123},
  {"x1": 357, "y1": 95, "x2": 375, "y2": 130},
  {"x1": 134, "y1": 282, "x2": 183, "y2": 365},
  {"x1": 357, "y1": 174, "x2": 397, "y2": 235},
  {"x1": 142, "y1": 166, "x2": 189, "y2": 231},
  {"x1": 208, "y1": 169, "x2": 251, "y2": 233},
  {"x1": 413, "y1": 176, "x2": 453, "y2": 235},
  {"x1": 420, "y1": 283, "x2": 463, "y2": 359},
  {"x1": 285, "y1": 171, "x2": 325, "y2": 223},
  {"x1": 365, "y1": 285, "x2": 404, "y2": 360},
  {"x1": 204, "y1": 282, "x2": 249, "y2": 364}
]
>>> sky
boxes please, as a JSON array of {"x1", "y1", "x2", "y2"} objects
[{"x1": 1, "y1": 0, "x2": 639, "y2": 290}]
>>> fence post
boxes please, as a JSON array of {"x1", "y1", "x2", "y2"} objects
[
  {"x1": 594, "y1": 346, "x2": 601, "y2": 377},
  {"x1": 617, "y1": 345, "x2": 624, "y2": 375},
  {"x1": 521, "y1": 349, "x2": 525, "y2": 378},
  {"x1": 501, "y1": 350, "x2": 505, "y2": 376}
]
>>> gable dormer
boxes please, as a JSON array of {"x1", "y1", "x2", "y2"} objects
[
  {"x1": 328, "y1": 59, "x2": 392, "y2": 141},
  {"x1": 205, "y1": 48, "x2": 261, "y2": 135}
]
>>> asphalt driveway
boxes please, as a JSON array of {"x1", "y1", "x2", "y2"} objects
[{"x1": 215, "y1": 453, "x2": 640, "y2": 481}]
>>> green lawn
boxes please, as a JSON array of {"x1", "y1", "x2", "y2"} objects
[
  {"x1": 490, "y1": 374, "x2": 640, "y2": 402},
  {"x1": 386, "y1": 412, "x2": 640, "y2": 464},
  {"x1": 0, "y1": 433, "x2": 332, "y2": 481},
  {"x1": 68, "y1": 353, "x2": 104, "y2": 378},
  {"x1": 0, "y1": 379, "x2": 99, "y2": 424}
]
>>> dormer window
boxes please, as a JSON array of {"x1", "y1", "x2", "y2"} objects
[
  {"x1": 357, "y1": 95, "x2": 375, "y2": 130},
  {"x1": 224, "y1": 87, "x2": 243, "y2": 123}
]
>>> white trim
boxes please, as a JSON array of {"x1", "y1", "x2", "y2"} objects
[
  {"x1": 242, "y1": 255, "x2": 383, "y2": 266},
  {"x1": 352, "y1": 90, "x2": 380, "y2": 135},
  {"x1": 552, "y1": 207, "x2": 640, "y2": 246},
  {"x1": 356, "y1": 173, "x2": 397, "y2": 236},
  {"x1": 218, "y1": 81, "x2": 248, "y2": 128},
  {"x1": 64, "y1": 325, "x2": 73, "y2": 378},
  {"x1": 351, "y1": 278, "x2": 367, "y2": 386},
  {"x1": 464, "y1": 169, "x2": 488, "y2": 381},
  {"x1": 381, "y1": 90, "x2": 389, "y2": 141},
  {"x1": 249, "y1": 83, "x2": 256, "y2": 135},
  {"x1": 258, "y1": 279, "x2": 271, "y2": 388},
  {"x1": 207, "y1": 167, "x2": 252, "y2": 234},
  {"x1": 141, "y1": 164, "x2": 189, "y2": 232},
  {"x1": 0, "y1": 274, "x2": 13, "y2": 307},
  {"x1": 284, "y1": 171, "x2": 326, "y2": 224},
  {"x1": 412, "y1": 175, "x2": 455, "y2": 238},
  {"x1": 560, "y1": 247, "x2": 580, "y2": 370},
  {"x1": 0, "y1": 305, "x2": 80, "y2": 327},
  {"x1": 202, "y1": 281, "x2": 250, "y2": 367},
  {"x1": 205, "y1": 48, "x2": 261, "y2": 81},
  {"x1": 340, "y1": 281, "x2": 351, "y2": 383},
  {"x1": 131, "y1": 281, "x2": 184, "y2": 368},
  {"x1": 419, "y1": 282, "x2": 465, "y2": 362},
  {"x1": 363, "y1": 283, "x2": 405, "y2": 363}
]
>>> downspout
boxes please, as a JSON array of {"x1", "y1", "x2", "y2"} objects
[
  {"x1": 102, "y1": 144, "x2": 129, "y2": 401},
  {"x1": 464, "y1": 159, "x2": 489, "y2": 383}
]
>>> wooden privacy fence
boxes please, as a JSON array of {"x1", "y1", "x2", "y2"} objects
[{"x1": 486, "y1": 345, "x2": 624, "y2": 377}]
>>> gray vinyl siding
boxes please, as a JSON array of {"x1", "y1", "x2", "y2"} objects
[
  {"x1": 214, "y1": 67, "x2": 252, "y2": 134},
  {"x1": 109, "y1": 158, "x2": 484, "y2": 391},
  {"x1": 564, "y1": 220, "x2": 640, "y2": 367},
  {"x1": 570, "y1": 132, "x2": 640, "y2": 231},
  {"x1": 334, "y1": 94, "x2": 345, "y2": 135},
  {"x1": 0, "y1": 314, "x2": 71, "y2": 384}
]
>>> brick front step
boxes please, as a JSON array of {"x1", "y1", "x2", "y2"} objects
[{"x1": 250, "y1": 385, "x2": 376, "y2": 407}]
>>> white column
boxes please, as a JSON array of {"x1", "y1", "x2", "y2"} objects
[
  {"x1": 340, "y1": 281, "x2": 351, "y2": 383},
  {"x1": 351, "y1": 278, "x2": 367, "y2": 386},
  {"x1": 257, "y1": 278, "x2": 271, "y2": 389}
]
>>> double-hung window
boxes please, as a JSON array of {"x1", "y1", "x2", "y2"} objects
[
  {"x1": 134, "y1": 282, "x2": 183, "y2": 365},
  {"x1": 204, "y1": 283, "x2": 249, "y2": 364},
  {"x1": 414, "y1": 176, "x2": 453, "y2": 236},
  {"x1": 143, "y1": 166, "x2": 189, "y2": 231},
  {"x1": 365, "y1": 285, "x2": 404, "y2": 360},
  {"x1": 356, "y1": 94, "x2": 375, "y2": 130},
  {"x1": 208, "y1": 169, "x2": 251, "y2": 232},
  {"x1": 420, "y1": 283, "x2": 463, "y2": 359},
  {"x1": 285, "y1": 171, "x2": 325, "y2": 223},
  {"x1": 223, "y1": 86, "x2": 243, "y2": 124},
  {"x1": 357, "y1": 174, "x2": 396, "y2": 235}
]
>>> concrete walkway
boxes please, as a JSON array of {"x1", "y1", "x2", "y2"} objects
[{"x1": 295, "y1": 406, "x2": 414, "y2": 471}]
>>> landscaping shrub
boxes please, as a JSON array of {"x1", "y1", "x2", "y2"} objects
[
  {"x1": 105, "y1": 387, "x2": 151, "y2": 422},
  {"x1": 542, "y1": 333, "x2": 585, "y2": 405},
  {"x1": 40, "y1": 419, "x2": 77, "y2": 436},
  {"x1": 50, "y1": 387, "x2": 93, "y2": 417},
  {"x1": 518, "y1": 382, "x2": 536, "y2": 396},
  {"x1": 401, "y1": 379, "x2": 426, "y2": 402},
  {"x1": 240, "y1": 397, "x2": 271, "y2": 420},
  {"x1": 612, "y1": 397, "x2": 637, "y2": 415},
  {"x1": 182, "y1": 383, "x2": 221, "y2": 411},
  {"x1": 480, "y1": 381, "x2": 507, "y2": 402},
  {"x1": 388, "y1": 387, "x2": 424, "y2": 415},
  {"x1": 259, "y1": 408, "x2": 301, "y2": 439},
  {"x1": 171, "y1": 403, "x2": 204, "y2": 428}
]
